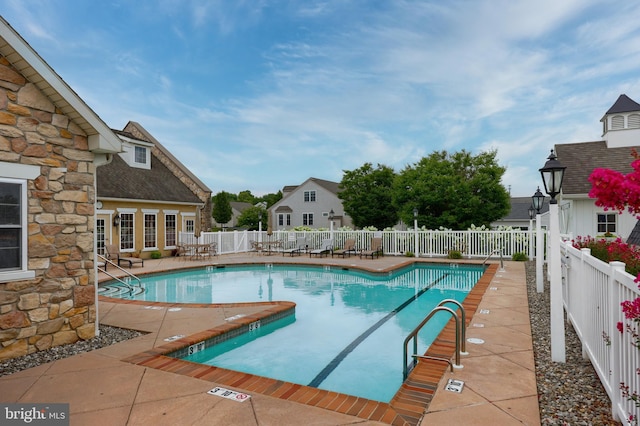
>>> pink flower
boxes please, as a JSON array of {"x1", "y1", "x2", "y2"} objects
[
  {"x1": 621, "y1": 298, "x2": 640, "y2": 320},
  {"x1": 618, "y1": 322, "x2": 625, "y2": 333}
]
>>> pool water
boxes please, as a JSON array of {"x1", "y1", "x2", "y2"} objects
[{"x1": 102, "y1": 264, "x2": 484, "y2": 402}]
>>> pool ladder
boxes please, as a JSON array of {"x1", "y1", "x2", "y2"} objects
[
  {"x1": 97, "y1": 254, "x2": 142, "y2": 295},
  {"x1": 402, "y1": 299, "x2": 467, "y2": 380}
]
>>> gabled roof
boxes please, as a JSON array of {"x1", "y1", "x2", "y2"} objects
[
  {"x1": 0, "y1": 17, "x2": 121, "y2": 154},
  {"x1": 282, "y1": 178, "x2": 340, "y2": 197},
  {"x1": 123, "y1": 121, "x2": 211, "y2": 193},
  {"x1": 230, "y1": 201, "x2": 252, "y2": 212},
  {"x1": 605, "y1": 94, "x2": 640, "y2": 115},
  {"x1": 500, "y1": 197, "x2": 549, "y2": 220},
  {"x1": 97, "y1": 152, "x2": 201, "y2": 203},
  {"x1": 554, "y1": 141, "x2": 640, "y2": 195}
]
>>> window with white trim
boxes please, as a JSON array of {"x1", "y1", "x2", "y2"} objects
[
  {"x1": 0, "y1": 180, "x2": 24, "y2": 271},
  {"x1": 597, "y1": 213, "x2": 617, "y2": 234},
  {"x1": 120, "y1": 213, "x2": 135, "y2": 251},
  {"x1": 144, "y1": 213, "x2": 157, "y2": 249},
  {"x1": 185, "y1": 218, "x2": 194, "y2": 233},
  {"x1": 303, "y1": 213, "x2": 314, "y2": 226},
  {"x1": 629, "y1": 113, "x2": 640, "y2": 129},
  {"x1": 303, "y1": 190, "x2": 316, "y2": 202},
  {"x1": 165, "y1": 214, "x2": 177, "y2": 247},
  {"x1": 0, "y1": 163, "x2": 38, "y2": 281},
  {"x1": 134, "y1": 146, "x2": 147, "y2": 164}
]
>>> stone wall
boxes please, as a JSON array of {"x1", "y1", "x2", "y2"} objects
[{"x1": 0, "y1": 56, "x2": 97, "y2": 360}]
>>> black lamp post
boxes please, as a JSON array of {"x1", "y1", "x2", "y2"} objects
[
  {"x1": 329, "y1": 209, "x2": 334, "y2": 239},
  {"x1": 539, "y1": 150, "x2": 566, "y2": 204},
  {"x1": 539, "y1": 148, "x2": 566, "y2": 363},
  {"x1": 532, "y1": 187, "x2": 545, "y2": 213}
]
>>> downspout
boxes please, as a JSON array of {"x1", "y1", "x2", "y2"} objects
[{"x1": 92, "y1": 153, "x2": 114, "y2": 337}]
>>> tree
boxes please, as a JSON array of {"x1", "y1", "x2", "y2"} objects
[
  {"x1": 259, "y1": 191, "x2": 283, "y2": 208},
  {"x1": 338, "y1": 163, "x2": 398, "y2": 229},
  {"x1": 237, "y1": 190, "x2": 255, "y2": 204},
  {"x1": 237, "y1": 206, "x2": 266, "y2": 230},
  {"x1": 211, "y1": 191, "x2": 232, "y2": 227},
  {"x1": 393, "y1": 150, "x2": 510, "y2": 229}
]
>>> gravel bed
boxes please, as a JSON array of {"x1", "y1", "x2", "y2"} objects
[
  {"x1": 526, "y1": 261, "x2": 620, "y2": 425},
  {"x1": 0, "y1": 325, "x2": 145, "y2": 377},
  {"x1": 0, "y1": 263, "x2": 623, "y2": 424}
]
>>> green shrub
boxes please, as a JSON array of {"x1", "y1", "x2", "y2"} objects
[
  {"x1": 405, "y1": 251, "x2": 414, "y2": 257},
  {"x1": 150, "y1": 251, "x2": 162, "y2": 259},
  {"x1": 512, "y1": 252, "x2": 528, "y2": 261},
  {"x1": 447, "y1": 250, "x2": 462, "y2": 259}
]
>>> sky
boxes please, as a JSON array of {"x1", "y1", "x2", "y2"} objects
[{"x1": 3, "y1": 1, "x2": 640, "y2": 198}]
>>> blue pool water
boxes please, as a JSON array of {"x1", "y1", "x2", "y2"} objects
[{"x1": 101, "y1": 264, "x2": 484, "y2": 402}]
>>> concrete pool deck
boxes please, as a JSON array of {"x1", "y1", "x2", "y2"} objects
[{"x1": 0, "y1": 253, "x2": 541, "y2": 425}]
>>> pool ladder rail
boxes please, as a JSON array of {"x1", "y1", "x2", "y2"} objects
[
  {"x1": 97, "y1": 254, "x2": 142, "y2": 295},
  {"x1": 403, "y1": 299, "x2": 467, "y2": 380}
]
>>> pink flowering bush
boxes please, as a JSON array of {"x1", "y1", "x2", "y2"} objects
[{"x1": 588, "y1": 151, "x2": 640, "y2": 421}]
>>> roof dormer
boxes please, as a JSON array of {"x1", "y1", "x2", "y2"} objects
[
  {"x1": 601, "y1": 94, "x2": 640, "y2": 148},
  {"x1": 116, "y1": 133, "x2": 153, "y2": 170}
]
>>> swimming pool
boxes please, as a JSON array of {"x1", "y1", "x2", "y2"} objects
[{"x1": 101, "y1": 263, "x2": 484, "y2": 402}]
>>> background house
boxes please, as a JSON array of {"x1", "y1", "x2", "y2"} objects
[
  {"x1": 555, "y1": 94, "x2": 640, "y2": 240},
  {"x1": 268, "y1": 178, "x2": 352, "y2": 230},
  {"x1": 96, "y1": 122, "x2": 212, "y2": 258},
  {"x1": 0, "y1": 17, "x2": 121, "y2": 359},
  {"x1": 212, "y1": 201, "x2": 253, "y2": 229},
  {"x1": 491, "y1": 196, "x2": 550, "y2": 230}
]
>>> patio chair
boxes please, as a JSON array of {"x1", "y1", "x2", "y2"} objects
[
  {"x1": 331, "y1": 238, "x2": 357, "y2": 258},
  {"x1": 282, "y1": 237, "x2": 308, "y2": 256},
  {"x1": 250, "y1": 240, "x2": 264, "y2": 255},
  {"x1": 105, "y1": 244, "x2": 144, "y2": 268},
  {"x1": 360, "y1": 237, "x2": 383, "y2": 259},
  {"x1": 309, "y1": 239, "x2": 333, "y2": 258}
]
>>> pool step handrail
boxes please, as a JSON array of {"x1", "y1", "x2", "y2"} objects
[
  {"x1": 97, "y1": 254, "x2": 142, "y2": 294},
  {"x1": 403, "y1": 301, "x2": 466, "y2": 380},
  {"x1": 482, "y1": 248, "x2": 504, "y2": 271}
]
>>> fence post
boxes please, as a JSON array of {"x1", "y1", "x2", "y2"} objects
[{"x1": 609, "y1": 261, "x2": 625, "y2": 422}]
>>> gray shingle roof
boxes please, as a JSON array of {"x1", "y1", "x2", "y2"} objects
[
  {"x1": 97, "y1": 153, "x2": 202, "y2": 203},
  {"x1": 554, "y1": 141, "x2": 640, "y2": 195},
  {"x1": 502, "y1": 196, "x2": 550, "y2": 220}
]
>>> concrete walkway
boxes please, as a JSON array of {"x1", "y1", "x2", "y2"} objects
[{"x1": 0, "y1": 254, "x2": 541, "y2": 425}]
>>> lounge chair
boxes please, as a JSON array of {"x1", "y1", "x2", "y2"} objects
[
  {"x1": 332, "y1": 238, "x2": 357, "y2": 258},
  {"x1": 105, "y1": 244, "x2": 144, "y2": 268},
  {"x1": 360, "y1": 237, "x2": 383, "y2": 259},
  {"x1": 282, "y1": 237, "x2": 308, "y2": 256},
  {"x1": 309, "y1": 239, "x2": 333, "y2": 257}
]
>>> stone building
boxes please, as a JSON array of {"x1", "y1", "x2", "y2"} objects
[{"x1": 0, "y1": 17, "x2": 121, "y2": 359}]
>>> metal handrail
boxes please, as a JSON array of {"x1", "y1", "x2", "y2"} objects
[
  {"x1": 436, "y1": 299, "x2": 467, "y2": 355},
  {"x1": 403, "y1": 304, "x2": 465, "y2": 380},
  {"x1": 97, "y1": 254, "x2": 142, "y2": 294},
  {"x1": 482, "y1": 248, "x2": 504, "y2": 271}
]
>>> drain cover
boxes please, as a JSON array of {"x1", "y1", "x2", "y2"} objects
[
  {"x1": 467, "y1": 337, "x2": 485, "y2": 344},
  {"x1": 445, "y1": 379, "x2": 465, "y2": 393}
]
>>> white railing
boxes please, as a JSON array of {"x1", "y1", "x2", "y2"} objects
[
  {"x1": 561, "y1": 241, "x2": 640, "y2": 423},
  {"x1": 180, "y1": 229, "x2": 533, "y2": 259}
]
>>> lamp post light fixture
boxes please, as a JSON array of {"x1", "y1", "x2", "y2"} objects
[
  {"x1": 532, "y1": 187, "x2": 545, "y2": 293},
  {"x1": 329, "y1": 209, "x2": 334, "y2": 240},
  {"x1": 413, "y1": 208, "x2": 419, "y2": 257},
  {"x1": 528, "y1": 206, "x2": 535, "y2": 260},
  {"x1": 539, "y1": 149, "x2": 566, "y2": 363},
  {"x1": 113, "y1": 213, "x2": 120, "y2": 227}
]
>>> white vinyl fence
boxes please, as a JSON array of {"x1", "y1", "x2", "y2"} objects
[
  {"x1": 180, "y1": 229, "x2": 533, "y2": 259},
  {"x1": 561, "y1": 241, "x2": 640, "y2": 423}
]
